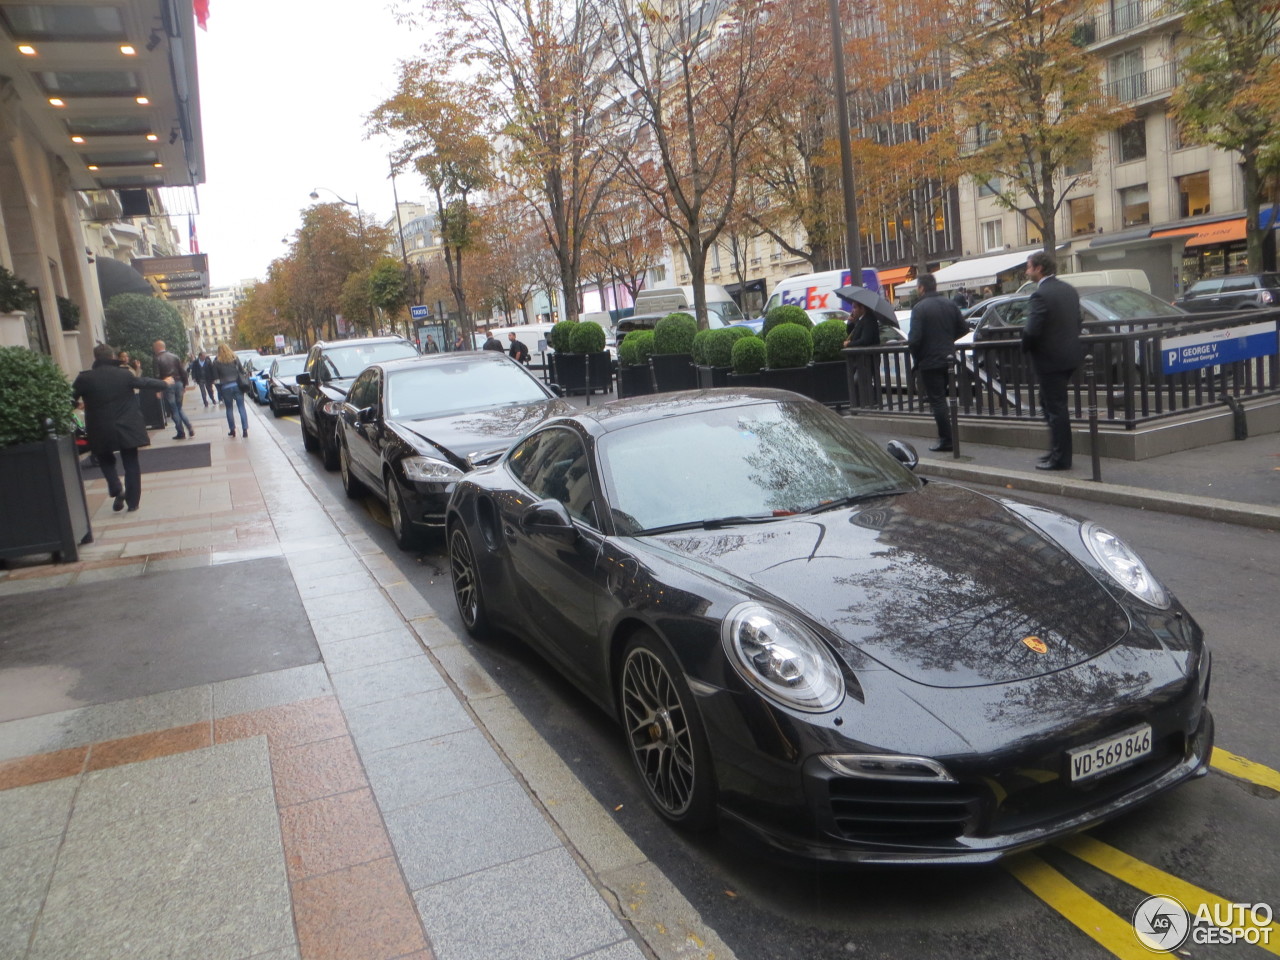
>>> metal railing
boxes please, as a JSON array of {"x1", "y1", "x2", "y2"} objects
[
  {"x1": 1090, "y1": 0, "x2": 1175, "y2": 43},
  {"x1": 1103, "y1": 63, "x2": 1178, "y2": 103},
  {"x1": 844, "y1": 310, "x2": 1280, "y2": 431}
]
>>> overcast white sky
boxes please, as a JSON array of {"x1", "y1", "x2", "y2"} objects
[{"x1": 192, "y1": 3, "x2": 431, "y2": 288}]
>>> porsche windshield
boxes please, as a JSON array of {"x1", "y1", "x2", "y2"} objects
[
  {"x1": 385, "y1": 359, "x2": 548, "y2": 420},
  {"x1": 599, "y1": 400, "x2": 919, "y2": 534}
]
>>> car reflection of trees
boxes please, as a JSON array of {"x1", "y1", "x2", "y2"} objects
[{"x1": 408, "y1": 401, "x2": 567, "y2": 440}]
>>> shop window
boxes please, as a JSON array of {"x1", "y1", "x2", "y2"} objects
[
  {"x1": 1119, "y1": 184, "x2": 1150, "y2": 226},
  {"x1": 1176, "y1": 171, "x2": 1210, "y2": 217},
  {"x1": 1069, "y1": 196, "x2": 1096, "y2": 236},
  {"x1": 1117, "y1": 120, "x2": 1147, "y2": 162},
  {"x1": 981, "y1": 219, "x2": 1003, "y2": 251}
]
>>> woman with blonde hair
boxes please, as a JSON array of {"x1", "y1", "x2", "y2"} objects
[{"x1": 213, "y1": 342, "x2": 249, "y2": 437}]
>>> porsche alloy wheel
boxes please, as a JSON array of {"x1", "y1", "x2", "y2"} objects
[
  {"x1": 620, "y1": 635, "x2": 716, "y2": 830},
  {"x1": 448, "y1": 525, "x2": 491, "y2": 639}
]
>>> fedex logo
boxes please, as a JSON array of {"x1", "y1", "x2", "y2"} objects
[{"x1": 781, "y1": 287, "x2": 833, "y2": 309}]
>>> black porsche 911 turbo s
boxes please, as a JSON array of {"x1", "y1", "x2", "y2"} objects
[
  {"x1": 336, "y1": 351, "x2": 571, "y2": 549},
  {"x1": 445, "y1": 389, "x2": 1213, "y2": 865}
]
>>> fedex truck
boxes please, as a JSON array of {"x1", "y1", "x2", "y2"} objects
[{"x1": 761, "y1": 267, "x2": 881, "y2": 315}]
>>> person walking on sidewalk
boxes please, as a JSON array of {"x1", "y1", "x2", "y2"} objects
[
  {"x1": 152, "y1": 340, "x2": 194, "y2": 439},
  {"x1": 189, "y1": 351, "x2": 219, "y2": 407},
  {"x1": 507, "y1": 331, "x2": 529, "y2": 364},
  {"x1": 72, "y1": 344, "x2": 173, "y2": 513},
  {"x1": 1022, "y1": 252, "x2": 1084, "y2": 471},
  {"x1": 907, "y1": 273, "x2": 968, "y2": 452},
  {"x1": 213, "y1": 342, "x2": 250, "y2": 438}
]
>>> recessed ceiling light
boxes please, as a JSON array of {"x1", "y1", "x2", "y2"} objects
[
  {"x1": 120, "y1": 44, "x2": 136, "y2": 56},
  {"x1": 87, "y1": 165, "x2": 99, "y2": 171},
  {"x1": 135, "y1": 96, "x2": 149, "y2": 105},
  {"x1": 145, "y1": 133, "x2": 158, "y2": 141},
  {"x1": 70, "y1": 136, "x2": 85, "y2": 144},
  {"x1": 48, "y1": 98, "x2": 64, "y2": 107},
  {"x1": 17, "y1": 44, "x2": 36, "y2": 56},
  {"x1": 153, "y1": 162, "x2": 163, "y2": 168}
]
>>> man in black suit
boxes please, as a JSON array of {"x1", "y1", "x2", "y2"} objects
[
  {"x1": 908, "y1": 273, "x2": 968, "y2": 452},
  {"x1": 1022, "y1": 252, "x2": 1084, "y2": 471}
]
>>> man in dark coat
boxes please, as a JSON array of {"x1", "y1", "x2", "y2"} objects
[
  {"x1": 907, "y1": 273, "x2": 969, "y2": 452},
  {"x1": 72, "y1": 344, "x2": 172, "y2": 512},
  {"x1": 482, "y1": 330, "x2": 504, "y2": 352},
  {"x1": 1022, "y1": 251, "x2": 1084, "y2": 471},
  {"x1": 507, "y1": 332, "x2": 530, "y2": 363},
  {"x1": 189, "y1": 351, "x2": 218, "y2": 406},
  {"x1": 152, "y1": 339, "x2": 193, "y2": 439}
]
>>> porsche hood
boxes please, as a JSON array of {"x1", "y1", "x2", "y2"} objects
[{"x1": 650, "y1": 484, "x2": 1132, "y2": 688}]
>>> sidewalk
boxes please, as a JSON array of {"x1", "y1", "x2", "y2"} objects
[{"x1": 0, "y1": 395, "x2": 730, "y2": 960}]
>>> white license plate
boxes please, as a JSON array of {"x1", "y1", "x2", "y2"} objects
[{"x1": 1067, "y1": 724, "x2": 1152, "y2": 782}]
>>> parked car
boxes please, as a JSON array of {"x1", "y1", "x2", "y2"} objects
[
  {"x1": 296, "y1": 336, "x2": 419, "y2": 470},
  {"x1": 1173, "y1": 274, "x2": 1280, "y2": 312},
  {"x1": 446, "y1": 389, "x2": 1212, "y2": 863},
  {"x1": 337, "y1": 351, "x2": 569, "y2": 549},
  {"x1": 234, "y1": 349, "x2": 262, "y2": 373},
  {"x1": 266, "y1": 353, "x2": 307, "y2": 417},
  {"x1": 245, "y1": 367, "x2": 271, "y2": 404}
]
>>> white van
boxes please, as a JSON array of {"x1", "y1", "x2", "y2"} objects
[
  {"x1": 631, "y1": 285, "x2": 746, "y2": 326},
  {"x1": 1017, "y1": 269, "x2": 1152, "y2": 294},
  {"x1": 761, "y1": 268, "x2": 881, "y2": 316}
]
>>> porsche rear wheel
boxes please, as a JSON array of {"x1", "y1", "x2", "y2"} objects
[
  {"x1": 619, "y1": 633, "x2": 717, "y2": 831},
  {"x1": 448, "y1": 525, "x2": 491, "y2": 639}
]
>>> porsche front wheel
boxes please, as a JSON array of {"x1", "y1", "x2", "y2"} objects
[{"x1": 448, "y1": 525, "x2": 491, "y2": 639}]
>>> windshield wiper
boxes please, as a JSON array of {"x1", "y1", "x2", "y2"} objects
[
  {"x1": 803, "y1": 489, "x2": 908, "y2": 515},
  {"x1": 635, "y1": 514, "x2": 788, "y2": 536}
]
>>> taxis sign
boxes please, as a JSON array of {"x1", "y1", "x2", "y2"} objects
[{"x1": 1161, "y1": 321, "x2": 1277, "y2": 374}]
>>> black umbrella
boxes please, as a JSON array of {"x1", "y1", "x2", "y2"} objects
[{"x1": 835, "y1": 285, "x2": 897, "y2": 324}]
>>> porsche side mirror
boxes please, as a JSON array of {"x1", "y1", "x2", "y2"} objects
[
  {"x1": 521, "y1": 499, "x2": 577, "y2": 542},
  {"x1": 357, "y1": 406, "x2": 377, "y2": 424},
  {"x1": 295, "y1": 372, "x2": 312, "y2": 386},
  {"x1": 887, "y1": 440, "x2": 919, "y2": 471}
]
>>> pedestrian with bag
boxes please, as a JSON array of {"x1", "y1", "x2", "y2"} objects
[
  {"x1": 1022, "y1": 252, "x2": 1084, "y2": 471},
  {"x1": 152, "y1": 340, "x2": 194, "y2": 439},
  {"x1": 507, "y1": 332, "x2": 530, "y2": 364},
  {"x1": 213, "y1": 342, "x2": 250, "y2": 438},
  {"x1": 907, "y1": 273, "x2": 968, "y2": 452},
  {"x1": 72, "y1": 344, "x2": 173, "y2": 513}
]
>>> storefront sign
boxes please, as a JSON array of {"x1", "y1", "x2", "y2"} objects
[{"x1": 1161, "y1": 321, "x2": 1277, "y2": 374}]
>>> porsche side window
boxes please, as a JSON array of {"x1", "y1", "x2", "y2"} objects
[
  {"x1": 507, "y1": 433, "x2": 544, "y2": 486},
  {"x1": 515, "y1": 429, "x2": 597, "y2": 528}
]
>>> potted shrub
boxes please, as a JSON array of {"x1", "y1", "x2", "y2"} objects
[
  {"x1": 691, "y1": 328, "x2": 713, "y2": 386},
  {"x1": 649, "y1": 312, "x2": 698, "y2": 392},
  {"x1": 0, "y1": 346, "x2": 92, "y2": 562},
  {"x1": 761, "y1": 304, "x2": 813, "y2": 339},
  {"x1": 0, "y1": 264, "x2": 35, "y2": 348},
  {"x1": 568, "y1": 319, "x2": 612, "y2": 395},
  {"x1": 697, "y1": 326, "x2": 754, "y2": 388},
  {"x1": 760, "y1": 322, "x2": 815, "y2": 396},
  {"x1": 617, "y1": 330, "x2": 656, "y2": 398},
  {"x1": 547, "y1": 319, "x2": 583, "y2": 392},
  {"x1": 57, "y1": 295, "x2": 82, "y2": 332},
  {"x1": 810, "y1": 317, "x2": 851, "y2": 406},
  {"x1": 726, "y1": 334, "x2": 766, "y2": 388}
]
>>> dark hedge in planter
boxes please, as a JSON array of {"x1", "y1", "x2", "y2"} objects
[
  {"x1": 0, "y1": 434, "x2": 92, "y2": 563},
  {"x1": 649, "y1": 353, "x2": 696, "y2": 392},
  {"x1": 550, "y1": 352, "x2": 612, "y2": 395},
  {"x1": 811, "y1": 360, "x2": 850, "y2": 406},
  {"x1": 695, "y1": 364, "x2": 731, "y2": 389},
  {"x1": 617, "y1": 363, "x2": 655, "y2": 398},
  {"x1": 139, "y1": 386, "x2": 167, "y2": 429},
  {"x1": 758, "y1": 364, "x2": 815, "y2": 398}
]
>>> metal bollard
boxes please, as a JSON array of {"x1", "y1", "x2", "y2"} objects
[
  {"x1": 1085, "y1": 354, "x2": 1102, "y2": 483},
  {"x1": 950, "y1": 359, "x2": 961, "y2": 459}
]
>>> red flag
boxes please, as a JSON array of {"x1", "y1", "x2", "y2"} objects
[
  {"x1": 189, "y1": 215, "x2": 200, "y2": 254},
  {"x1": 193, "y1": 0, "x2": 209, "y2": 30}
]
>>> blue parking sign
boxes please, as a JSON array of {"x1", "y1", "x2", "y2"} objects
[
  {"x1": 410, "y1": 304, "x2": 429, "y2": 320},
  {"x1": 1161, "y1": 321, "x2": 1277, "y2": 374}
]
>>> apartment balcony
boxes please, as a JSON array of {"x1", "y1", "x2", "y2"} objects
[
  {"x1": 1103, "y1": 62, "x2": 1178, "y2": 105},
  {"x1": 1086, "y1": 0, "x2": 1179, "y2": 47}
]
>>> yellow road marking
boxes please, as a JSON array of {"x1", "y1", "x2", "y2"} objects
[
  {"x1": 1212, "y1": 747, "x2": 1280, "y2": 794},
  {"x1": 1005, "y1": 854, "x2": 1151, "y2": 960},
  {"x1": 1057, "y1": 834, "x2": 1280, "y2": 955},
  {"x1": 363, "y1": 498, "x2": 391, "y2": 529}
]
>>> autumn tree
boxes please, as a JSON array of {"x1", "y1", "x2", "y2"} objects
[
  {"x1": 368, "y1": 257, "x2": 412, "y2": 335},
  {"x1": 581, "y1": 180, "x2": 666, "y2": 311},
  {"x1": 288, "y1": 204, "x2": 392, "y2": 340},
  {"x1": 1171, "y1": 0, "x2": 1280, "y2": 272},
  {"x1": 948, "y1": 0, "x2": 1129, "y2": 255},
  {"x1": 603, "y1": 0, "x2": 788, "y2": 328},
  {"x1": 470, "y1": 193, "x2": 547, "y2": 324},
  {"x1": 369, "y1": 63, "x2": 492, "y2": 340},
  {"x1": 233, "y1": 280, "x2": 290, "y2": 350}
]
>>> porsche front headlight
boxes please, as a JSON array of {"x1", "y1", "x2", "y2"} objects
[
  {"x1": 1081, "y1": 522, "x2": 1170, "y2": 608},
  {"x1": 721, "y1": 602, "x2": 845, "y2": 713},
  {"x1": 401, "y1": 456, "x2": 465, "y2": 483}
]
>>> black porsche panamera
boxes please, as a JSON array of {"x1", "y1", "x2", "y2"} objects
[{"x1": 445, "y1": 389, "x2": 1213, "y2": 865}]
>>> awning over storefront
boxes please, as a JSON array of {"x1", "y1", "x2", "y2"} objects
[
  {"x1": 724, "y1": 278, "x2": 767, "y2": 296},
  {"x1": 1151, "y1": 218, "x2": 1246, "y2": 247},
  {"x1": 898, "y1": 249, "x2": 1049, "y2": 295},
  {"x1": 877, "y1": 266, "x2": 913, "y2": 287}
]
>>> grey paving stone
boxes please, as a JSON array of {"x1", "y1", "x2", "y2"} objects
[
  {"x1": 576, "y1": 941, "x2": 650, "y2": 960},
  {"x1": 432, "y1": 643, "x2": 503, "y2": 702},
  {"x1": 68, "y1": 737, "x2": 271, "y2": 836},
  {"x1": 74, "y1": 562, "x2": 147, "y2": 584},
  {"x1": 54, "y1": 787, "x2": 280, "y2": 891},
  {"x1": 309, "y1": 604, "x2": 408, "y2": 644},
  {"x1": 412, "y1": 848, "x2": 625, "y2": 960},
  {"x1": 301, "y1": 587, "x2": 387, "y2": 621},
  {"x1": 319, "y1": 628, "x2": 424, "y2": 674},
  {"x1": 281, "y1": 537, "x2": 349, "y2": 561},
  {"x1": 386, "y1": 780, "x2": 560, "y2": 889},
  {"x1": 328, "y1": 656, "x2": 445, "y2": 708},
  {"x1": 30, "y1": 852, "x2": 295, "y2": 960},
  {"x1": 242, "y1": 946, "x2": 301, "y2": 960},
  {"x1": 0, "y1": 836, "x2": 59, "y2": 957},
  {"x1": 211, "y1": 662, "x2": 331, "y2": 718},
  {"x1": 295, "y1": 571, "x2": 378, "y2": 601},
  {"x1": 410, "y1": 614, "x2": 463, "y2": 650},
  {"x1": 0, "y1": 574, "x2": 75, "y2": 595},
  {"x1": 289, "y1": 556, "x2": 367, "y2": 583},
  {"x1": 361, "y1": 553, "x2": 407, "y2": 587},
  {"x1": 382, "y1": 579, "x2": 436, "y2": 621},
  {"x1": 344, "y1": 687, "x2": 474, "y2": 757},
  {"x1": 363, "y1": 728, "x2": 511, "y2": 812}
]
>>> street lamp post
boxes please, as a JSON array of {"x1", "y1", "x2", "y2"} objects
[
  {"x1": 308, "y1": 186, "x2": 372, "y2": 329},
  {"x1": 827, "y1": 0, "x2": 864, "y2": 283}
]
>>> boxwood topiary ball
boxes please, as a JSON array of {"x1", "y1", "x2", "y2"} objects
[
  {"x1": 653, "y1": 312, "x2": 698, "y2": 355},
  {"x1": 703, "y1": 326, "x2": 753, "y2": 367},
  {"x1": 765, "y1": 322, "x2": 814, "y2": 369},
  {"x1": 811, "y1": 317, "x2": 849, "y2": 362},
  {"x1": 550, "y1": 320, "x2": 579, "y2": 352},
  {"x1": 731, "y1": 335, "x2": 766, "y2": 375},
  {"x1": 629, "y1": 330, "x2": 657, "y2": 367},
  {"x1": 691, "y1": 328, "x2": 714, "y2": 365},
  {"x1": 762, "y1": 304, "x2": 813, "y2": 338},
  {"x1": 617, "y1": 331, "x2": 639, "y2": 366},
  {"x1": 569, "y1": 320, "x2": 606, "y2": 354}
]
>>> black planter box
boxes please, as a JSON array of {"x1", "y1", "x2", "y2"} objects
[
  {"x1": 725, "y1": 372, "x2": 762, "y2": 389},
  {"x1": 695, "y1": 365, "x2": 731, "y2": 389},
  {"x1": 758, "y1": 365, "x2": 815, "y2": 398},
  {"x1": 0, "y1": 434, "x2": 92, "y2": 563},
  {"x1": 617, "y1": 364, "x2": 655, "y2": 399},
  {"x1": 139, "y1": 387, "x2": 167, "y2": 430},
  {"x1": 549, "y1": 352, "x2": 612, "y2": 395},
  {"x1": 649, "y1": 353, "x2": 696, "y2": 392},
  {"x1": 811, "y1": 360, "x2": 850, "y2": 406}
]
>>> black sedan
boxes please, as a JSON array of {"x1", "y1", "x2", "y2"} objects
[
  {"x1": 446, "y1": 389, "x2": 1213, "y2": 864},
  {"x1": 337, "y1": 351, "x2": 570, "y2": 549},
  {"x1": 266, "y1": 353, "x2": 307, "y2": 417}
]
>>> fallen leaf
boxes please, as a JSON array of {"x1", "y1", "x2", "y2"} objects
[
  {"x1": 725, "y1": 889, "x2": 737, "y2": 897},
  {"x1": 614, "y1": 804, "x2": 624, "y2": 811}
]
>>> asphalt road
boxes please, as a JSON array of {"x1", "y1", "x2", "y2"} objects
[{"x1": 260, "y1": 401, "x2": 1279, "y2": 960}]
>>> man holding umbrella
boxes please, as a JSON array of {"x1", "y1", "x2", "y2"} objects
[
  {"x1": 907, "y1": 273, "x2": 968, "y2": 452},
  {"x1": 835, "y1": 284, "x2": 901, "y2": 405}
]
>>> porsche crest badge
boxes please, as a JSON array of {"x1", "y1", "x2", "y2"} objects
[{"x1": 1022, "y1": 636, "x2": 1048, "y2": 654}]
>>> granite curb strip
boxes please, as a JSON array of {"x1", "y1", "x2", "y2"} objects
[{"x1": 916, "y1": 461, "x2": 1280, "y2": 530}]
